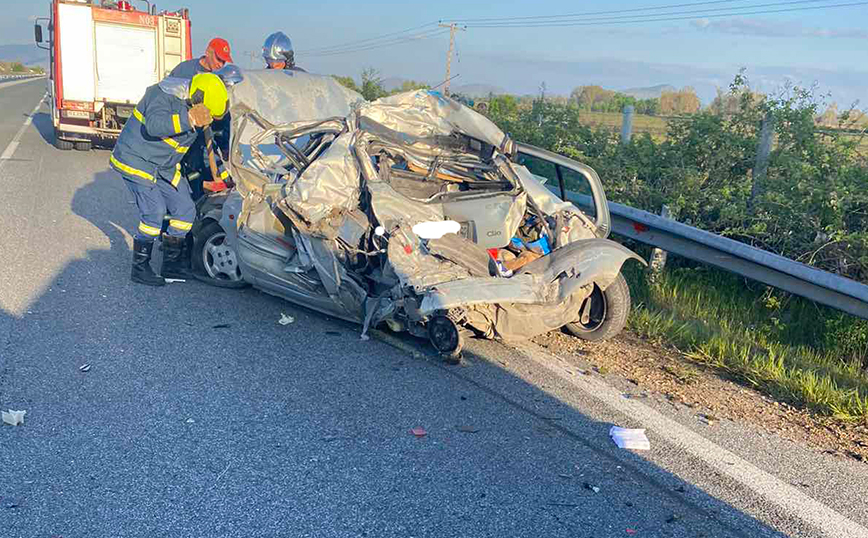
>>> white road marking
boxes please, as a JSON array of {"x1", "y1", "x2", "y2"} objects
[
  {"x1": 514, "y1": 341, "x2": 868, "y2": 538},
  {"x1": 0, "y1": 93, "x2": 46, "y2": 172}
]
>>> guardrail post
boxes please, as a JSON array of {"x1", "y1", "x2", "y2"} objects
[
  {"x1": 621, "y1": 105, "x2": 634, "y2": 146},
  {"x1": 649, "y1": 205, "x2": 673, "y2": 282}
]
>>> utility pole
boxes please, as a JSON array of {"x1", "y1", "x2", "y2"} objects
[
  {"x1": 244, "y1": 51, "x2": 258, "y2": 69},
  {"x1": 438, "y1": 23, "x2": 465, "y2": 96}
]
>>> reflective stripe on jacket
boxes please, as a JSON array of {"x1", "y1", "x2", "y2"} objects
[{"x1": 109, "y1": 84, "x2": 196, "y2": 187}]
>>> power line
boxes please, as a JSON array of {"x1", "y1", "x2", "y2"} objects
[
  {"x1": 297, "y1": 21, "x2": 439, "y2": 55},
  {"x1": 441, "y1": 0, "x2": 756, "y2": 23},
  {"x1": 301, "y1": 28, "x2": 451, "y2": 57},
  {"x1": 459, "y1": 1, "x2": 868, "y2": 28}
]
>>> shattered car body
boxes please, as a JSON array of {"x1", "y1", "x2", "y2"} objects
[{"x1": 208, "y1": 70, "x2": 645, "y2": 354}]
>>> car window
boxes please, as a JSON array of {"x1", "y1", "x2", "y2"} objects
[
  {"x1": 517, "y1": 153, "x2": 558, "y2": 185},
  {"x1": 558, "y1": 166, "x2": 596, "y2": 218}
]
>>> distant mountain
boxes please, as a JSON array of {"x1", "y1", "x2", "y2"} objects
[
  {"x1": 450, "y1": 83, "x2": 506, "y2": 97},
  {"x1": 621, "y1": 84, "x2": 676, "y2": 100},
  {"x1": 0, "y1": 44, "x2": 48, "y2": 67}
]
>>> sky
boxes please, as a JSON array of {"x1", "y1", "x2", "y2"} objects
[{"x1": 4, "y1": 0, "x2": 868, "y2": 106}]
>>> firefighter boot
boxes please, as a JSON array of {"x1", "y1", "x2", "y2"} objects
[
  {"x1": 131, "y1": 239, "x2": 166, "y2": 287},
  {"x1": 160, "y1": 234, "x2": 193, "y2": 280}
]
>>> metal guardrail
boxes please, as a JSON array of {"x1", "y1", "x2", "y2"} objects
[
  {"x1": 0, "y1": 74, "x2": 44, "y2": 81},
  {"x1": 557, "y1": 188, "x2": 868, "y2": 320}
]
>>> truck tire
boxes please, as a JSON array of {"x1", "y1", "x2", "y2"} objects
[
  {"x1": 564, "y1": 273, "x2": 631, "y2": 342},
  {"x1": 74, "y1": 141, "x2": 91, "y2": 151},
  {"x1": 54, "y1": 131, "x2": 74, "y2": 151}
]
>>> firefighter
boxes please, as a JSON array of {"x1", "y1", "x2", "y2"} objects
[
  {"x1": 169, "y1": 37, "x2": 233, "y2": 79},
  {"x1": 110, "y1": 73, "x2": 229, "y2": 286},
  {"x1": 262, "y1": 32, "x2": 306, "y2": 72}
]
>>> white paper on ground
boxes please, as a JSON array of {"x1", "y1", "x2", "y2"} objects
[
  {"x1": 2, "y1": 409, "x2": 27, "y2": 426},
  {"x1": 609, "y1": 426, "x2": 650, "y2": 450}
]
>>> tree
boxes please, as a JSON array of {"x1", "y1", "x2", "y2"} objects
[
  {"x1": 360, "y1": 68, "x2": 387, "y2": 101},
  {"x1": 11, "y1": 62, "x2": 26, "y2": 73},
  {"x1": 331, "y1": 75, "x2": 359, "y2": 93}
]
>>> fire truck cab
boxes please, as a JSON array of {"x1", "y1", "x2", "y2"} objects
[{"x1": 35, "y1": 0, "x2": 192, "y2": 151}]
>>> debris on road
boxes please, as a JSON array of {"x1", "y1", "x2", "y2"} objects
[
  {"x1": 212, "y1": 323, "x2": 231, "y2": 329},
  {"x1": 666, "y1": 513, "x2": 682, "y2": 524},
  {"x1": 79, "y1": 363, "x2": 91, "y2": 372},
  {"x1": 2, "y1": 410, "x2": 27, "y2": 426},
  {"x1": 626, "y1": 529, "x2": 638, "y2": 535},
  {"x1": 583, "y1": 482, "x2": 601, "y2": 494},
  {"x1": 278, "y1": 313, "x2": 295, "y2": 326},
  {"x1": 186, "y1": 418, "x2": 195, "y2": 424},
  {"x1": 697, "y1": 413, "x2": 717, "y2": 426},
  {"x1": 610, "y1": 426, "x2": 651, "y2": 450},
  {"x1": 410, "y1": 427, "x2": 427, "y2": 437},
  {"x1": 164, "y1": 278, "x2": 186, "y2": 284}
]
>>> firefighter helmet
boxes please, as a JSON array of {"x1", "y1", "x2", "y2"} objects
[{"x1": 189, "y1": 73, "x2": 228, "y2": 119}]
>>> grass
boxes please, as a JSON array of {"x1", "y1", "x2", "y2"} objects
[{"x1": 621, "y1": 261, "x2": 868, "y2": 421}]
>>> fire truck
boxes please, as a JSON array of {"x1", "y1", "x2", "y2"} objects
[{"x1": 34, "y1": 0, "x2": 193, "y2": 151}]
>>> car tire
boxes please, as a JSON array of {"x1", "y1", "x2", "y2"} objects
[
  {"x1": 74, "y1": 141, "x2": 91, "y2": 151},
  {"x1": 564, "y1": 273, "x2": 631, "y2": 342},
  {"x1": 54, "y1": 131, "x2": 74, "y2": 151},
  {"x1": 191, "y1": 219, "x2": 249, "y2": 289}
]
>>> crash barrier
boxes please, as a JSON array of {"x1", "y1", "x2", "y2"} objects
[
  {"x1": 556, "y1": 188, "x2": 868, "y2": 320},
  {"x1": 0, "y1": 74, "x2": 44, "y2": 81}
]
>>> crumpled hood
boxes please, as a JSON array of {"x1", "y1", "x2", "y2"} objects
[{"x1": 357, "y1": 90, "x2": 513, "y2": 152}]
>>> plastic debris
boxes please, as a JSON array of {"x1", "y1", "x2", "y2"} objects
[
  {"x1": 278, "y1": 313, "x2": 295, "y2": 325},
  {"x1": 610, "y1": 426, "x2": 651, "y2": 451},
  {"x1": 626, "y1": 529, "x2": 638, "y2": 535},
  {"x1": 2, "y1": 410, "x2": 26, "y2": 426},
  {"x1": 697, "y1": 413, "x2": 717, "y2": 426},
  {"x1": 186, "y1": 418, "x2": 195, "y2": 424},
  {"x1": 79, "y1": 364, "x2": 91, "y2": 372},
  {"x1": 164, "y1": 278, "x2": 186, "y2": 283},
  {"x1": 410, "y1": 427, "x2": 427, "y2": 437},
  {"x1": 583, "y1": 482, "x2": 601, "y2": 494}
]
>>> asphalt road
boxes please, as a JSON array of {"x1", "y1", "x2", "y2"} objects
[{"x1": 1, "y1": 78, "x2": 866, "y2": 538}]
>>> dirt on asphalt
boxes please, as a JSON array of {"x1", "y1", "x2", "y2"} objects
[{"x1": 532, "y1": 330, "x2": 868, "y2": 464}]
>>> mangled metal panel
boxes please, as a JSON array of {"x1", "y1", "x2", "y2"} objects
[
  {"x1": 358, "y1": 90, "x2": 513, "y2": 153},
  {"x1": 277, "y1": 131, "x2": 361, "y2": 237},
  {"x1": 229, "y1": 70, "x2": 363, "y2": 141}
]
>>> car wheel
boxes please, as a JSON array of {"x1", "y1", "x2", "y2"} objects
[
  {"x1": 74, "y1": 141, "x2": 91, "y2": 151},
  {"x1": 564, "y1": 273, "x2": 631, "y2": 342},
  {"x1": 191, "y1": 220, "x2": 248, "y2": 289},
  {"x1": 428, "y1": 315, "x2": 464, "y2": 364}
]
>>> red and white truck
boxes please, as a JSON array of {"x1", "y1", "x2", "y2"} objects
[{"x1": 34, "y1": 0, "x2": 193, "y2": 150}]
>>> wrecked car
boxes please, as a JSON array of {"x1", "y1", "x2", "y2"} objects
[{"x1": 190, "y1": 70, "x2": 646, "y2": 358}]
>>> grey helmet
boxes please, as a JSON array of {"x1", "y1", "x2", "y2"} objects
[
  {"x1": 215, "y1": 63, "x2": 244, "y2": 87},
  {"x1": 262, "y1": 31, "x2": 294, "y2": 66}
]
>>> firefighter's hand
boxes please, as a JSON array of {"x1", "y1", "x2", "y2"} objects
[{"x1": 188, "y1": 104, "x2": 213, "y2": 128}]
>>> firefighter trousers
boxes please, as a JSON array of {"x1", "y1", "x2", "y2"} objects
[{"x1": 123, "y1": 176, "x2": 195, "y2": 241}]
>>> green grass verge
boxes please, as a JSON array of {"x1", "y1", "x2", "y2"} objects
[{"x1": 621, "y1": 262, "x2": 868, "y2": 421}]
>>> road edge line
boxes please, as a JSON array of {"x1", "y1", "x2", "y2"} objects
[{"x1": 512, "y1": 340, "x2": 868, "y2": 538}]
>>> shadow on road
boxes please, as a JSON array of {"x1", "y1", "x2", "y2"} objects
[{"x1": 0, "y1": 171, "x2": 793, "y2": 537}]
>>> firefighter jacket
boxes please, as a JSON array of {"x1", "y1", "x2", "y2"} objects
[{"x1": 109, "y1": 83, "x2": 198, "y2": 188}]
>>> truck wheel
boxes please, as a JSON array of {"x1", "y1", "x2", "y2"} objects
[
  {"x1": 191, "y1": 220, "x2": 248, "y2": 289},
  {"x1": 54, "y1": 131, "x2": 74, "y2": 151},
  {"x1": 74, "y1": 141, "x2": 91, "y2": 151},
  {"x1": 564, "y1": 273, "x2": 631, "y2": 342}
]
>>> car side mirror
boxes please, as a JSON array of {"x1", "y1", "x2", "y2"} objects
[{"x1": 34, "y1": 24, "x2": 43, "y2": 44}]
